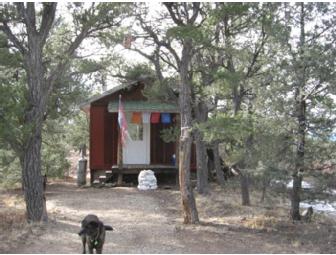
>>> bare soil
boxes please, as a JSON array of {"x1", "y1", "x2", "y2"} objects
[{"x1": 1, "y1": 179, "x2": 336, "y2": 254}]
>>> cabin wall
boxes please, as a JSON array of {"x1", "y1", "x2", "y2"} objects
[
  {"x1": 90, "y1": 106, "x2": 118, "y2": 170},
  {"x1": 104, "y1": 112, "x2": 118, "y2": 167},
  {"x1": 90, "y1": 106, "x2": 105, "y2": 169},
  {"x1": 150, "y1": 121, "x2": 176, "y2": 165}
]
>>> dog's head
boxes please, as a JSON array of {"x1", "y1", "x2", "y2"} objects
[{"x1": 78, "y1": 214, "x2": 102, "y2": 237}]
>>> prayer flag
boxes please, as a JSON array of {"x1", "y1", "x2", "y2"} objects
[
  {"x1": 131, "y1": 112, "x2": 142, "y2": 124},
  {"x1": 118, "y1": 95, "x2": 130, "y2": 146},
  {"x1": 150, "y1": 112, "x2": 160, "y2": 124},
  {"x1": 161, "y1": 113, "x2": 171, "y2": 124},
  {"x1": 142, "y1": 112, "x2": 151, "y2": 124}
]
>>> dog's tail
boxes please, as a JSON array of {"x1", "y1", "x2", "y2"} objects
[{"x1": 105, "y1": 225, "x2": 113, "y2": 231}]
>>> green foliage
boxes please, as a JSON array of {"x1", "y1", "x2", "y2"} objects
[
  {"x1": 42, "y1": 119, "x2": 71, "y2": 177},
  {"x1": 123, "y1": 63, "x2": 156, "y2": 82},
  {"x1": 167, "y1": 25, "x2": 207, "y2": 44},
  {"x1": 200, "y1": 112, "x2": 252, "y2": 144},
  {"x1": 160, "y1": 126, "x2": 180, "y2": 143},
  {"x1": 0, "y1": 33, "x2": 21, "y2": 68},
  {"x1": 65, "y1": 112, "x2": 89, "y2": 152},
  {"x1": 0, "y1": 148, "x2": 21, "y2": 188},
  {"x1": 143, "y1": 78, "x2": 178, "y2": 104},
  {"x1": 0, "y1": 77, "x2": 28, "y2": 153}
]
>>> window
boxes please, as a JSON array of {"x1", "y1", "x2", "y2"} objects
[
  {"x1": 129, "y1": 123, "x2": 143, "y2": 141},
  {"x1": 126, "y1": 112, "x2": 143, "y2": 141}
]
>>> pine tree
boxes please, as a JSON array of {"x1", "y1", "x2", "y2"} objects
[{"x1": 0, "y1": 2, "x2": 130, "y2": 222}]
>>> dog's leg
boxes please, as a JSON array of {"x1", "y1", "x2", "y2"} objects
[
  {"x1": 96, "y1": 247, "x2": 103, "y2": 254},
  {"x1": 88, "y1": 242, "x2": 94, "y2": 254},
  {"x1": 82, "y1": 236, "x2": 87, "y2": 254}
]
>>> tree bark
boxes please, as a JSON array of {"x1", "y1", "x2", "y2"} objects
[
  {"x1": 179, "y1": 131, "x2": 199, "y2": 224},
  {"x1": 207, "y1": 160, "x2": 215, "y2": 182},
  {"x1": 194, "y1": 101, "x2": 209, "y2": 194},
  {"x1": 178, "y1": 38, "x2": 199, "y2": 224},
  {"x1": 194, "y1": 130, "x2": 208, "y2": 194},
  {"x1": 20, "y1": 125, "x2": 47, "y2": 222},
  {"x1": 240, "y1": 173, "x2": 251, "y2": 206},
  {"x1": 232, "y1": 165, "x2": 251, "y2": 206},
  {"x1": 213, "y1": 141, "x2": 225, "y2": 186}
]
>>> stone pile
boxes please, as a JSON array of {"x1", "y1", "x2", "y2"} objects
[{"x1": 137, "y1": 170, "x2": 157, "y2": 190}]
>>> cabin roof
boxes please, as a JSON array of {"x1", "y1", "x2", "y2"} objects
[
  {"x1": 79, "y1": 81, "x2": 138, "y2": 113},
  {"x1": 79, "y1": 80, "x2": 179, "y2": 114},
  {"x1": 108, "y1": 100, "x2": 179, "y2": 113}
]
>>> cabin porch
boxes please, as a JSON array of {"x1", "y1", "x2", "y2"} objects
[{"x1": 90, "y1": 164, "x2": 178, "y2": 186}]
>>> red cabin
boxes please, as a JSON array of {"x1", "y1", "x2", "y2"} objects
[{"x1": 80, "y1": 81, "x2": 196, "y2": 184}]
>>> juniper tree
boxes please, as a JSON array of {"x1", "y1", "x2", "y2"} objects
[{"x1": 272, "y1": 3, "x2": 336, "y2": 220}]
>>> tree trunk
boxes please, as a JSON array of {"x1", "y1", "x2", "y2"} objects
[
  {"x1": 232, "y1": 165, "x2": 251, "y2": 206},
  {"x1": 291, "y1": 3, "x2": 306, "y2": 221},
  {"x1": 195, "y1": 130, "x2": 208, "y2": 194},
  {"x1": 291, "y1": 95, "x2": 306, "y2": 220},
  {"x1": 240, "y1": 173, "x2": 251, "y2": 206},
  {"x1": 240, "y1": 98, "x2": 253, "y2": 206},
  {"x1": 213, "y1": 141, "x2": 225, "y2": 186},
  {"x1": 291, "y1": 173, "x2": 302, "y2": 220},
  {"x1": 179, "y1": 131, "x2": 199, "y2": 224},
  {"x1": 20, "y1": 35, "x2": 49, "y2": 222},
  {"x1": 194, "y1": 101, "x2": 209, "y2": 194},
  {"x1": 178, "y1": 38, "x2": 199, "y2": 224},
  {"x1": 233, "y1": 85, "x2": 243, "y2": 116},
  {"x1": 260, "y1": 178, "x2": 269, "y2": 203},
  {"x1": 207, "y1": 158, "x2": 215, "y2": 182},
  {"x1": 21, "y1": 125, "x2": 48, "y2": 222}
]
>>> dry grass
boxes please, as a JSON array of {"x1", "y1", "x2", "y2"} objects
[
  {"x1": 242, "y1": 215, "x2": 277, "y2": 230},
  {"x1": 0, "y1": 192, "x2": 26, "y2": 229},
  {"x1": 0, "y1": 192, "x2": 30, "y2": 253},
  {"x1": 0, "y1": 209, "x2": 26, "y2": 230}
]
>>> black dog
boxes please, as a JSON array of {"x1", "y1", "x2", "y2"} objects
[{"x1": 78, "y1": 214, "x2": 113, "y2": 254}]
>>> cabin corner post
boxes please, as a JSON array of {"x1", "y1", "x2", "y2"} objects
[{"x1": 117, "y1": 126, "x2": 123, "y2": 185}]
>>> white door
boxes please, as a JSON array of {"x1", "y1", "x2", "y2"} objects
[{"x1": 123, "y1": 113, "x2": 150, "y2": 164}]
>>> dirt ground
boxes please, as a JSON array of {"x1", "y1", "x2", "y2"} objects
[{"x1": 1, "y1": 179, "x2": 336, "y2": 254}]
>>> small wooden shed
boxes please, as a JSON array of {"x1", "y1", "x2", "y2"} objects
[{"x1": 80, "y1": 80, "x2": 196, "y2": 184}]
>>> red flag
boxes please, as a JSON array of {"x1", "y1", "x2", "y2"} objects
[{"x1": 118, "y1": 95, "x2": 130, "y2": 146}]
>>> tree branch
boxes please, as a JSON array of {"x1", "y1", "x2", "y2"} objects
[
  {"x1": 189, "y1": 3, "x2": 200, "y2": 24},
  {"x1": 39, "y1": 3, "x2": 57, "y2": 46},
  {"x1": 158, "y1": 50, "x2": 178, "y2": 70},
  {"x1": 46, "y1": 26, "x2": 90, "y2": 98},
  {"x1": 137, "y1": 13, "x2": 181, "y2": 68},
  {"x1": 16, "y1": 3, "x2": 37, "y2": 37},
  {"x1": 0, "y1": 22, "x2": 26, "y2": 54},
  {"x1": 245, "y1": 25, "x2": 268, "y2": 79},
  {"x1": 163, "y1": 3, "x2": 185, "y2": 26}
]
